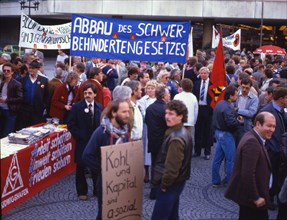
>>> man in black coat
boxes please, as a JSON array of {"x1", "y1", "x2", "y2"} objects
[
  {"x1": 68, "y1": 83, "x2": 103, "y2": 200},
  {"x1": 146, "y1": 85, "x2": 170, "y2": 199},
  {"x1": 260, "y1": 86, "x2": 287, "y2": 209},
  {"x1": 192, "y1": 66, "x2": 213, "y2": 160}
]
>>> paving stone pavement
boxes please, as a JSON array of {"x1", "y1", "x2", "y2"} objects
[
  {"x1": 2, "y1": 153, "x2": 277, "y2": 220},
  {"x1": 2, "y1": 59, "x2": 278, "y2": 219}
]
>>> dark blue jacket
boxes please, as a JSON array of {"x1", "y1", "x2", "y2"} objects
[
  {"x1": 82, "y1": 126, "x2": 128, "y2": 173},
  {"x1": 193, "y1": 79, "x2": 212, "y2": 107},
  {"x1": 145, "y1": 99, "x2": 168, "y2": 155},
  {"x1": 19, "y1": 75, "x2": 49, "y2": 115},
  {"x1": 212, "y1": 100, "x2": 239, "y2": 132},
  {"x1": 166, "y1": 80, "x2": 178, "y2": 99},
  {"x1": 260, "y1": 102, "x2": 287, "y2": 152},
  {"x1": 67, "y1": 100, "x2": 102, "y2": 164}
]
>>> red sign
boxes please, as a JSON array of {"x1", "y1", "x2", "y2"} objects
[{"x1": 1, "y1": 130, "x2": 76, "y2": 214}]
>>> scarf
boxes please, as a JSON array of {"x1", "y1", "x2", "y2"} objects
[{"x1": 101, "y1": 116, "x2": 128, "y2": 145}]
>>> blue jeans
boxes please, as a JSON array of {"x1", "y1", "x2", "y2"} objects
[
  {"x1": 151, "y1": 181, "x2": 185, "y2": 220},
  {"x1": 0, "y1": 109, "x2": 17, "y2": 138},
  {"x1": 212, "y1": 130, "x2": 236, "y2": 184}
]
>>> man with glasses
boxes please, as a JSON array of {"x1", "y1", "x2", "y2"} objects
[{"x1": 0, "y1": 63, "x2": 23, "y2": 138}]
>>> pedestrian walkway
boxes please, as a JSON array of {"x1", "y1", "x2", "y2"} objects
[{"x1": 2, "y1": 153, "x2": 277, "y2": 220}]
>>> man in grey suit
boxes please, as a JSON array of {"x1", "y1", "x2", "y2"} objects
[{"x1": 225, "y1": 112, "x2": 275, "y2": 220}]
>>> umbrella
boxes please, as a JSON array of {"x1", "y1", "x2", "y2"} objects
[{"x1": 254, "y1": 45, "x2": 286, "y2": 55}]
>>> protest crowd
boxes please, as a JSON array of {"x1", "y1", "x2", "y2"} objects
[{"x1": 1, "y1": 46, "x2": 287, "y2": 220}]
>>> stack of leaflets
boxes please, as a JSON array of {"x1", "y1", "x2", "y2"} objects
[{"x1": 8, "y1": 127, "x2": 50, "y2": 145}]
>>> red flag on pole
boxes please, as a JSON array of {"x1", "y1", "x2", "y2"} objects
[{"x1": 208, "y1": 29, "x2": 227, "y2": 108}]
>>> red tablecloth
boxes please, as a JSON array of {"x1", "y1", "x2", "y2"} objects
[{"x1": 1, "y1": 129, "x2": 76, "y2": 214}]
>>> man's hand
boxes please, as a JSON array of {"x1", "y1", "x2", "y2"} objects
[
  {"x1": 65, "y1": 105, "x2": 72, "y2": 111},
  {"x1": 161, "y1": 188, "x2": 167, "y2": 192},
  {"x1": 254, "y1": 197, "x2": 265, "y2": 207},
  {"x1": 0, "y1": 97, "x2": 6, "y2": 103}
]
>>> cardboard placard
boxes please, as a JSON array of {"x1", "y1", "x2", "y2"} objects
[{"x1": 101, "y1": 140, "x2": 144, "y2": 220}]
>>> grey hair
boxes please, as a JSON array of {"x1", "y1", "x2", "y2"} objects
[
  {"x1": 199, "y1": 66, "x2": 210, "y2": 74},
  {"x1": 66, "y1": 71, "x2": 79, "y2": 84},
  {"x1": 126, "y1": 80, "x2": 140, "y2": 93},
  {"x1": 54, "y1": 67, "x2": 63, "y2": 78},
  {"x1": 22, "y1": 52, "x2": 34, "y2": 63},
  {"x1": 1, "y1": 53, "x2": 11, "y2": 61},
  {"x1": 112, "y1": 85, "x2": 132, "y2": 101}
]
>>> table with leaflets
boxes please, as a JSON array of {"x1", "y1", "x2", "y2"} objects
[{"x1": 1, "y1": 125, "x2": 76, "y2": 214}]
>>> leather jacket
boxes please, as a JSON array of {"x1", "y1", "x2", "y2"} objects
[{"x1": 152, "y1": 124, "x2": 193, "y2": 187}]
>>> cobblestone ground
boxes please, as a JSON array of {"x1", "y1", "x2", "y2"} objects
[
  {"x1": 2, "y1": 153, "x2": 277, "y2": 220},
  {"x1": 2, "y1": 60, "x2": 278, "y2": 219}
]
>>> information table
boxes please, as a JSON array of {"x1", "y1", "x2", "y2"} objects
[{"x1": 1, "y1": 128, "x2": 76, "y2": 214}]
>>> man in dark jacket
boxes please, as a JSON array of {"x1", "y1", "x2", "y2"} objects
[
  {"x1": 18, "y1": 59, "x2": 49, "y2": 129},
  {"x1": 146, "y1": 85, "x2": 170, "y2": 199},
  {"x1": 260, "y1": 86, "x2": 287, "y2": 209},
  {"x1": 193, "y1": 66, "x2": 213, "y2": 160},
  {"x1": 67, "y1": 83, "x2": 102, "y2": 200},
  {"x1": 0, "y1": 62, "x2": 23, "y2": 138},
  {"x1": 151, "y1": 100, "x2": 192, "y2": 220},
  {"x1": 82, "y1": 99, "x2": 130, "y2": 220},
  {"x1": 211, "y1": 85, "x2": 240, "y2": 187},
  {"x1": 225, "y1": 112, "x2": 275, "y2": 220}
]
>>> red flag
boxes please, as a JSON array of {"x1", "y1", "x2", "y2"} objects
[{"x1": 208, "y1": 30, "x2": 227, "y2": 108}]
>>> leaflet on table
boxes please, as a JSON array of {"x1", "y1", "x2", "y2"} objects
[{"x1": 0, "y1": 142, "x2": 29, "y2": 159}]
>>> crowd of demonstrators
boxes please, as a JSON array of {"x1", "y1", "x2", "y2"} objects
[{"x1": 1, "y1": 47, "x2": 287, "y2": 219}]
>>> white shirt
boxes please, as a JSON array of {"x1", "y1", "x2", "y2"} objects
[
  {"x1": 174, "y1": 91, "x2": 198, "y2": 126},
  {"x1": 56, "y1": 54, "x2": 69, "y2": 63},
  {"x1": 121, "y1": 77, "x2": 131, "y2": 86},
  {"x1": 66, "y1": 84, "x2": 74, "y2": 105},
  {"x1": 130, "y1": 100, "x2": 143, "y2": 140},
  {"x1": 29, "y1": 74, "x2": 38, "y2": 83},
  {"x1": 85, "y1": 100, "x2": 95, "y2": 115},
  {"x1": 199, "y1": 78, "x2": 209, "y2": 106}
]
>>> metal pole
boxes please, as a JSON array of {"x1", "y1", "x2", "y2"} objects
[
  {"x1": 28, "y1": 0, "x2": 31, "y2": 16},
  {"x1": 260, "y1": 0, "x2": 264, "y2": 46}
]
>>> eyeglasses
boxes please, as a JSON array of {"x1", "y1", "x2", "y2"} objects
[{"x1": 3, "y1": 69, "x2": 11, "y2": 73}]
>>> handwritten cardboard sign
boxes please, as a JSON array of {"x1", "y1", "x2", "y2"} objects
[{"x1": 101, "y1": 141, "x2": 143, "y2": 220}]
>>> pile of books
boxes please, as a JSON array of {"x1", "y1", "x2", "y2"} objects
[{"x1": 8, "y1": 127, "x2": 50, "y2": 145}]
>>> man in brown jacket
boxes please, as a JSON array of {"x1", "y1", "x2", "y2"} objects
[
  {"x1": 151, "y1": 100, "x2": 193, "y2": 220},
  {"x1": 225, "y1": 112, "x2": 275, "y2": 220}
]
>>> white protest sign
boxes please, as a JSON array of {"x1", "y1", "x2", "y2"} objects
[
  {"x1": 19, "y1": 12, "x2": 71, "y2": 50},
  {"x1": 101, "y1": 141, "x2": 144, "y2": 220}
]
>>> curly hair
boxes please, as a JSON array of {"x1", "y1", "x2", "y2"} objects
[{"x1": 165, "y1": 100, "x2": 188, "y2": 123}]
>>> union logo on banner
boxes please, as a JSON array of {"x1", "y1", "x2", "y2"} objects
[{"x1": 2, "y1": 154, "x2": 24, "y2": 198}]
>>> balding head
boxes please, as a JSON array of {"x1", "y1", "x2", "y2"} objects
[
  {"x1": 54, "y1": 67, "x2": 63, "y2": 79},
  {"x1": 254, "y1": 112, "x2": 276, "y2": 140}
]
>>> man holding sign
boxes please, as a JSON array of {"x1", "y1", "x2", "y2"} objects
[
  {"x1": 151, "y1": 100, "x2": 193, "y2": 220},
  {"x1": 82, "y1": 99, "x2": 130, "y2": 220}
]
